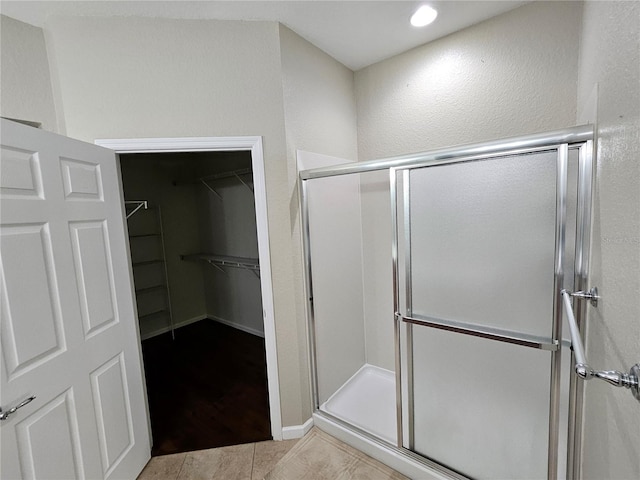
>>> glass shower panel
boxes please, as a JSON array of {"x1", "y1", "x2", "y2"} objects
[
  {"x1": 305, "y1": 173, "x2": 367, "y2": 406},
  {"x1": 306, "y1": 168, "x2": 397, "y2": 444},
  {"x1": 408, "y1": 151, "x2": 558, "y2": 338},
  {"x1": 411, "y1": 327, "x2": 551, "y2": 479},
  {"x1": 404, "y1": 150, "x2": 564, "y2": 479}
]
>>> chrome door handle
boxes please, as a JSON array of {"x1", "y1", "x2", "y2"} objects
[{"x1": 0, "y1": 395, "x2": 36, "y2": 421}]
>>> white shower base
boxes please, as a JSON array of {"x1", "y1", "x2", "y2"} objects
[
  {"x1": 316, "y1": 364, "x2": 450, "y2": 479},
  {"x1": 320, "y1": 364, "x2": 396, "y2": 444},
  {"x1": 316, "y1": 362, "x2": 569, "y2": 480}
]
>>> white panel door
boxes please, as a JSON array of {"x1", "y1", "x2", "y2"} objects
[{"x1": 0, "y1": 119, "x2": 150, "y2": 479}]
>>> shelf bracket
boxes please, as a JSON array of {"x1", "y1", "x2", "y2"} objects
[
  {"x1": 234, "y1": 172, "x2": 254, "y2": 193},
  {"x1": 125, "y1": 200, "x2": 148, "y2": 219},
  {"x1": 206, "y1": 259, "x2": 228, "y2": 275},
  {"x1": 200, "y1": 179, "x2": 223, "y2": 200}
]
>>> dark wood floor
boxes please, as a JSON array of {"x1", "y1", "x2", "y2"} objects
[{"x1": 141, "y1": 319, "x2": 271, "y2": 456}]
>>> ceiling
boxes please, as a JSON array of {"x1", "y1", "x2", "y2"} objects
[{"x1": 0, "y1": 1, "x2": 529, "y2": 71}]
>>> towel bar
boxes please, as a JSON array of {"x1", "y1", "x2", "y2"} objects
[{"x1": 561, "y1": 289, "x2": 639, "y2": 403}]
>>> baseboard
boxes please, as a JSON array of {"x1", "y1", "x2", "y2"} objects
[
  {"x1": 282, "y1": 417, "x2": 314, "y2": 440},
  {"x1": 208, "y1": 315, "x2": 265, "y2": 338},
  {"x1": 140, "y1": 314, "x2": 207, "y2": 341}
]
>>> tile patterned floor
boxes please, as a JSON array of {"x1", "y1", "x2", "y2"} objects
[
  {"x1": 137, "y1": 439, "x2": 299, "y2": 480},
  {"x1": 137, "y1": 428, "x2": 408, "y2": 480},
  {"x1": 265, "y1": 428, "x2": 407, "y2": 480}
]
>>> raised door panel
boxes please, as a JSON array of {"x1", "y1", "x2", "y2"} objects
[
  {"x1": 91, "y1": 354, "x2": 134, "y2": 477},
  {"x1": 60, "y1": 157, "x2": 104, "y2": 201},
  {"x1": 0, "y1": 118, "x2": 150, "y2": 480},
  {"x1": 0, "y1": 146, "x2": 44, "y2": 200},
  {"x1": 15, "y1": 391, "x2": 84, "y2": 480},
  {"x1": 0, "y1": 223, "x2": 66, "y2": 379},
  {"x1": 69, "y1": 221, "x2": 118, "y2": 338}
]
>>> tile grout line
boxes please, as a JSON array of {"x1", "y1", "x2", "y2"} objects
[
  {"x1": 250, "y1": 442, "x2": 257, "y2": 480},
  {"x1": 175, "y1": 453, "x2": 188, "y2": 480}
]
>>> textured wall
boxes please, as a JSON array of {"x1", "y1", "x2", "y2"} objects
[
  {"x1": 355, "y1": 1, "x2": 582, "y2": 161},
  {"x1": 278, "y1": 25, "x2": 358, "y2": 419},
  {"x1": 43, "y1": 15, "x2": 303, "y2": 427},
  {"x1": 279, "y1": 26, "x2": 357, "y2": 162},
  {"x1": 0, "y1": 15, "x2": 57, "y2": 131},
  {"x1": 354, "y1": 1, "x2": 584, "y2": 377},
  {"x1": 577, "y1": 2, "x2": 640, "y2": 479}
]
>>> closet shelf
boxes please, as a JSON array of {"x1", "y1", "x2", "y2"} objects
[
  {"x1": 129, "y1": 233, "x2": 161, "y2": 238},
  {"x1": 138, "y1": 308, "x2": 170, "y2": 321},
  {"x1": 173, "y1": 168, "x2": 254, "y2": 197},
  {"x1": 199, "y1": 168, "x2": 252, "y2": 183},
  {"x1": 181, "y1": 253, "x2": 260, "y2": 277},
  {"x1": 127, "y1": 204, "x2": 175, "y2": 340},
  {"x1": 132, "y1": 259, "x2": 165, "y2": 267},
  {"x1": 136, "y1": 285, "x2": 167, "y2": 295}
]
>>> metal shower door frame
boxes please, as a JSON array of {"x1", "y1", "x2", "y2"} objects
[
  {"x1": 299, "y1": 125, "x2": 594, "y2": 480},
  {"x1": 391, "y1": 134, "x2": 594, "y2": 480}
]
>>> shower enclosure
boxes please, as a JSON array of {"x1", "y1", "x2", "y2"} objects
[{"x1": 299, "y1": 126, "x2": 594, "y2": 480}]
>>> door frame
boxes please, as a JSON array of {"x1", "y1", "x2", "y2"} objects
[{"x1": 95, "y1": 135, "x2": 282, "y2": 441}]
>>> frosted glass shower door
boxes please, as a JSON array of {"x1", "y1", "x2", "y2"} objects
[{"x1": 397, "y1": 150, "x2": 568, "y2": 480}]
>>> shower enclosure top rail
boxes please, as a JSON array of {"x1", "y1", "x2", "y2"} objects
[
  {"x1": 561, "y1": 290, "x2": 640, "y2": 402},
  {"x1": 299, "y1": 125, "x2": 593, "y2": 180}
]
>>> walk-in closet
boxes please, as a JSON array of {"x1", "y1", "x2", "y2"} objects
[{"x1": 119, "y1": 151, "x2": 270, "y2": 455}]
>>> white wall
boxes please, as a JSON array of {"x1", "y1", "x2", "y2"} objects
[
  {"x1": 196, "y1": 154, "x2": 264, "y2": 337},
  {"x1": 355, "y1": 1, "x2": 582, "y2": 161},
  {"x1": 0, "y1": 13, "x2": 360, "y2": 429},
  {"x1": 279, "y1": 25, "x2": 358, "y2": 161},
  {"x1": 0, "y1": 15, "x2": 57, "y2": 131},
  {"x1": 576, "y1": 2, "x2": 640, "y2": 479},
  {"x1": 358, "y1": 169, "x2": 395, "y2": 371},
  {"x1": 278, "y1": 25, "x2": 358, "y2": 418},
  {"x1": 43, "y1": 15, "x2": 304, "y2": 427},
  {"x1": 354, "y1": 0, "x2": 584, "y2": 374}
]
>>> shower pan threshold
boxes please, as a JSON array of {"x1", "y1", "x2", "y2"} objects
[{"x1": 320, "y1": 364, "x2": 396, "y2": 444}]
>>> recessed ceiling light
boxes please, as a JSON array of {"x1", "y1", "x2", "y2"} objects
[{"x1": 410, "y1": 5, "x2": 438, "y2": 27}]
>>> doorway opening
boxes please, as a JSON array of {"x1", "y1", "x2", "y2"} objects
[
  {"x1": 96, "y1": 135, "x2": 282, "y2": 456},
  {"x1": 120, "y1": 151, "x2": 270, "y2": 455}
]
